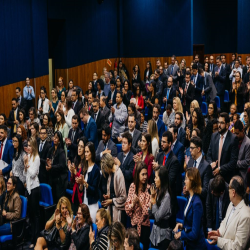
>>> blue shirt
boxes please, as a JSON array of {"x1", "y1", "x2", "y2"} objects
[
  {"x1": 104, "y1": 82, "x2": 111, "y2": 96},
  {"x1": 23, "y1": 85, "x2": 35, "y2": 100}
]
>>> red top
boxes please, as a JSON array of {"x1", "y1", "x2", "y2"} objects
[
  {"x1": 71, "y1": 168, "x2": 83, "y2": 204},
  {"x1": 131, "y1": 95, "x2": 144, "y2": 110}
]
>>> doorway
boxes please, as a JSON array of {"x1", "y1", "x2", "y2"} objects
[{"x1": 193, "y1": 44, "x2": 205, "y2": 64}]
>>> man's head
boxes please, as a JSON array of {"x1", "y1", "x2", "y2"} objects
[
  {"x1": 168, "y1": 124, "x2": 178, "y2": 142},
  {"x1": 194, "y1": 54, "x2": 199, "y2": 63},
  {"x1": 79, "y1": 108, "x2": 90, "y2": 124},
  {"x1": 121, "y1": 131, "x2": 132, "y2": 154},
  {"x1": 164, "y1": 62, "x2": 168, "y2": 69},
  {"x1": 88, "y1": 92, "x2": 93, "y2": 105},
  {"x1": 124, "y1": 228, "x2": 140, "y2": 250},
  {"x1": 232, "y1": 53, "x2": 236, "y2": 61},
  {"x1": 154, "y1": 69, "x2": 160, "y2": 79},
  {"x1": 40, "y1": 126, "x2": 47, "y2": 141},
  {"x1": 229, "y1": 176, "x2": 246, "y2": 204},
  {"x1": 116, "y1": 91, "x2": 122, "y2": 105},
  {"x1": 104, "y1": 73, "x2": 110, "y2": 83},
  {"x1": 128, "y1": 114, "x2": 136, "y2": 132},
  {"x1": 93, "y1": 72, "x2": 98, "y2": 81},
  {"x1": 26, "y1": 77, "x2": 30, "y2": 86},
  {"x1": 233, "y1": 120, "x2": 245, "y2": 142},
  {"x1": 161, "y1": 131, "x2": 173, "y2": 153},
  {"x1": 246, "y1": 56, "x2": 250, "y2": 66},
  {"x1": 110, "y1": 80, "x2": 116, "y2": 92},
  {"x1": 175, "y1": 112, "x2": 183, "y2": 128},
  {"x1": 185, "y1": 72, "x2": 191, "y2": 83},
  {"x1": 238, "y1": 56, "x2": 242, "y2": 64},
  {"x1": 102, "y1": 125, "x2": 111, "y2": 144},
  {"x1": 0, "y1": 125, "x2": 7, "y2": 142},
  {"x1": 15, "y1": 87, "x2": 21, "y2": 98},
  {"x1": 216, "y1": 56, "x2": 222, "y2": 67},
  {"x1": 192, "y1": 63, "x2": 198, "y2": 75},
  {"x1": 166, "y1": 104, "x2": 172, "y2": 117},
  {"x1": 171, "y1": 55, "x2": 176, "y2": 65},
  {"x1": 189, "y1": 136, "x2": 202, "y2": 160},
  {"x1": 221, "y1": 54, "x2": 226, "y2": 64},
  {"x1": 72, "y1": 115, "x2": 79, "y2": 130},
  {"x1": 152, "y1": 104, "x2": 160, "y2": 121},
  {"x1": 210, "y1": 175, "x2": 226, "y2": 197},
  {"x1": 159, "y1": 66, "x2": 164, "y2": 75},
  {"x1": 12, "y1": 98, "x2": 18, "y2": 110},
  {"x1": 100, "y1": 96, "x2": 106, "y2": 108},
  {"x1": 218, "y1": 112, "x2": 230, "y2": 135},
  {"x1": 92, "y1": 98, "x2": 100, "y2": 113},
  {"x1": 204, "y1": 56, "x2": 209, "y2": 63},
  {"x1": 212, "y1": 119, "x2": 218, "y2": 133},
  {"x1": 209, "y1": 55, "x2": 214, "y2": 64},
  {"x1": 167, "y1": 77, "x2": 173, "y2": 88},
  {"x1": 71, "y1": 89, "x2": 78, "y2": 102},
  {"x1": 156, "y1": 59, "x2": 161, "y2": 68}
]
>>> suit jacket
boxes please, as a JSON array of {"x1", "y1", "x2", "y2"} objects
[
  {"x1": 206, "y1": 131, "x2": 239, "y2": 183},
  {"x1": 73, "y1": 100, "x2": 83, "y2": 116},
  {"x1": 217, "y1": 200, "x2": 250, "y2": 250},
  {"x1": 172, "y1": 140, "x2": 184, "y2": 171},
  {"x1": 203, "y1": 72, "x2": 217, "y2": 102},
  {"x1": 156, "y1": 118, "x2": 165, "y2": 140},
  {"x1": 166, "y1": 64, "x2": 179, "y2": 84},
  {"x1": 91, "y1": 110, "x2": 105, "y2": 141},
  {"x1": 181, "y1": 194, "x2": 206, "y2": 250},
  {"x1": 156, "y1": 150, "x2": 182, "y2": 211},
  {"x1": 83, "y1": 117, "x2": 98, "y2": 149},
  {"x1": 107, "y1": 89, "x2": 117, "y2": 107},
  {"x1": 206, "y1": 180, "x2": 230, "y2": 230},
  {"x1": 8, "y1": 108, "x2": 20, "y2": 138},
  {"x1": 242, "y1": 65, "x2": 249, "y2": 79},
  {"x1": 187, "y1": 157, "x2": 212, "y2": 201},
  {"x1": 209, "y1": 63, "x2": 216, "y2": 75},
  {"x1": 213, "y1": 66, "x2": 226, "y2": 96},
  {"x1": 180, "y1": 82, "x2": 195, "y2": 113},
  {"x1": 2, "y1": 139, "x2": 14, "y2": 175},
  {"x1": 117, "y1": 151, "x2": 135, "y2": 193},
  {"x1": 129, "y1": 129, "x2": 142, "y2": 155},
  {"x1": 101, "y1": 106, "x2": 111, "y2": 125},
  {"x1": 163, "y1": 86, "x2": 177, "y2": 107},
  {"x1": 237, "y1": 135, "x2": 250, "y2": 186},
  {"x1": 18, "y1": 96, "x2": 27, "y2": 112},
  {"x1": 95, "y1": 139, "x2": 117, "y2": 165},
  {"x1": 67, "y1": 127, "x2": 83, "y2": 162},
  {"x1": 191, "y1": 74, "x2": 204, "y2": 105},
  {"x1": 37, "y1": 139, "x2": 51, "y2": 184},
  {"x1": 177, "y1": 127, "x2": 186, "y2": 146}
]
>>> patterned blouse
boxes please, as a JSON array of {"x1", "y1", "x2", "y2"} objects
[
  {"x1": 125, "y1": 183, "x2": 150, "y2": 236},
  {"x1": 12, "y1": 151, "x2": 26, "y2": 184}
]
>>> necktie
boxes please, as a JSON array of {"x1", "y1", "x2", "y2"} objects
[
  {"x1": 171, "y1": 66, "x2": 174, "y2": 75},
  {"x1": 71, "y1": 130, "x2": 75, "y2": 142},
  {"x1": 167, "y1": 89, "x2": 170, "y2": 99},
  {"x1": 14, "y1": 110, "x2": 16, "y2": 133},
  {"x1": 194, "y1": 160, "x2": 197, "y2": 168},
  {"x1": 218, "y1": 135, "x2": 224, "y2": 167},
  {"x1": 94, "y1": 113, "x2": 97, "y2": 122},
  {"x1": 0, "y1": 143, "x2": 3, "y2": 159},
  {"x1": 39, "y1": 142, "x2": 43, "y2": 152},
  {"x1": 122, "y1": 154, "x2": 127, "y2": 164},
  {"x1": 103, "y1": 143, "x2": 107, "y2": 151},
  {"x1": 210, "y1": 64, "x2": 212, "y2": 72},
  {"x1": 216, "y1": 198, "x2": 220, "y2": 229},
  {"x1": 163, "y1": 155, "x2": 166, "y2": 165}
]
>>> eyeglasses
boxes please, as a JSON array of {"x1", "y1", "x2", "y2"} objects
[
  {"x1": 39, "y1": 132, "x2": 47, "y2": 135},
  {"x1": 189, "y1": 146, "x2": 197, "y2": 150}
]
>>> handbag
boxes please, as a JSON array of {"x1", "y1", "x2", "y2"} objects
[{"x1": 40, "y1": 225, "x2": 59, "y2": 246}]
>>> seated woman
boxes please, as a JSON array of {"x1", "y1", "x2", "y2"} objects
[
  {"x1": 149, "y1": 166, "x2": 173, "y2": 250},
  {"x1": 35, "y1": 196, "x2": 73, "y2": 249},
  {"x1": 131, "y1": 84, "x2": 144, "y2": 111},
  {"x1": 173, "y1": 168, "x2": 206, "y2": 250},
  {"x1": 133, "y1": 133, "x2": 154, "y2": 183},
  {"x1": 100, "y1": 153, "x2": 126, "y2": 222},
  {"x1": 89, "y1": 208, "x2": 111, "y2": 250},
  {"x1": 126, "y1": 162, "x2": 150, "y2": 250},
  {"x1": 65, "y1": 203, "x2": 92, "y2": 250},
  {"x1": 18, "y1": 109, "x2": 28, "y2": 131},
  {"x1": 107, "y1": 221, "x2": 126, "y2": 250},
  {"x1": 0, "y1": 176, "x2": 21, "y2": 236},
  {"x1": 68, "y1": 137, "x2": 87, "y2": 214}
]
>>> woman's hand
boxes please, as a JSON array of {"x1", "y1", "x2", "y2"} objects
[
  {"x1": 173, "y1": 223, "x2": 183, "y2": 233},
  {"x1": 89, "y1": 226, "x2": 95, "y2": 245},
  {"x1": 103, "y1": 194, "x2": 110, "y2": 200},
  {"x1": 2, "y1": 210, "x2": 6, "y2": 217},
  {"x1": 174, "y1": 231, "x2": 181, "y2": 240},
  {"x1": 101, "y1": 199, "x2": 112, "y2": 208},
  {"x1": 66, "y1": 211, "x2": 72, "y2": 227},
  {"x1": 72, "y1": 217, "x2": 77, "y2": 232},
  {"x1": 150, "y1": 184, "x2": 157, "y2": 199}
]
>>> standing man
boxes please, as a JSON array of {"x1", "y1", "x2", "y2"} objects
[
  {"x1": 23, "y1": 77, "x2": 35, "y2": 113},
  {"x1": 152, "y1": 104, "x2": 165, "y2": 139},
  {"x1": 166, "y1": 55, "x2": 179, "y2": 86},
  {"x1": 194, "y1": 54, "x2": 203, "y2": 69},
  {"x1": 100, "y1": 96, "x2": 110, "y2": 125},
  {"x1": 191, "y1": 64, "x2": 204, "y2": 106},
  {"x1": 104, "y1": 72, "x2": 111, "y2": 96},
  {"x1": 72, "y1": 89, "x2": 83, "y2": 116},
  {"x1": 209, "y1": 55, "x2": 216, "y2": 75},
  {"x1": 15, "y1": 87, "x2": 27, "y2": 112},
  {"x1": 162, "y1": 76, "x2": 177, "y2": 108},
  {"x1": 8, "y1": 98, "x2": 19, "y2": 138},
  {"x1": 107, "y1": 80, "x2": 117, "y2": 108}
]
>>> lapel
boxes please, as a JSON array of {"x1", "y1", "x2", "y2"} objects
[
  {"x1": 185, "y1": 195, "x2": 195, "y2": 216},
  {"x1": 198, "y1": 157, "x2": 204, "y2": 176},
  {"x1": 221, "y1": 132, "x2": 230, "y2": 159},
  {"x1": 225, "y1": 201, "x2": 244, "y2": 230},
  {"x1": 214, "y1": 133, "x2": 220, "y2": 160},
  {"x1": 238, "y1": 135, "x2": 246, "y2": 159},
  {"x1": 122, "y1": 151, "x2": 131, "y2": 167}
]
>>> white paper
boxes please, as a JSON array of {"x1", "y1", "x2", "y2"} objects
[{"x1": 0, "y1": 160, "x2": 8, "y2": 170}]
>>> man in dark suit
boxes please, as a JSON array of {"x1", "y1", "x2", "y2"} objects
[
  {"x1": 154, "y1": 69, "x2": 163, "y2": 98},
  {"x1": 100, "y1": 96, "x2": 110, "y2": 125},
  {"x1": 114, "y1": 131, "x2": 135, "y2": 193},
  {"x1": 38, "y1": 126, "x2": 51, "y2": 183},
  {"x1": 79, "y1": 108, "x2": 98, "y2": 149},
  {"x1": 221, "y1": 54, "x2": 231, "y2": 91},
  {"x1": 15, "y1": 87, "x2": 27, "y2": 113},
  {"x1": 213, "y1": 56, "x2": 226, "y2": 111},
  {"x1": 194, "y1": 54, "x2": 203, "y2": 69},
  {"x1": 206, "y1": 175, "x2": 230, "y2": 231},
  {"x1": 209, "y1": 55, "x2": 216, "y2": 76},
  {"x1": 179, "y1": 72, "x2": 195, "y2": 114},
  {"x1": 242, "y1": 56, "x2": 250, "y2": 80},
  {"x1": 72, "y1": 89, "x2": 83, "y2": 116},
  {"x1": 152, "y1": 104, "x2": 165, "y2": 139},
  {"x1": 91, "y1": 98, "x2": 105, "y2": 141},
  {"x1": 166, "y1": 55, "x2": 179, "y2": 86},
  {"x1": 153, "y1": 131, "x2": 182, "y2": 225},
  {"x1": 207, "y1": 113, "x2": 239, "y2": 183},
  {"x1": 0, "y1": 125, "x2": 14, "y2": 176},
  {"x1": 96, "y1": 125, "x2": 117, "y2": 166},
  {"x1": 7, "y1": 98, "x2": 20, "y2": 138},
  {"x1": 191, "y1": 64, "x2": 203, "y2": 106},
  {"x1": 162, "y1": 76, "x2": 177, "y2": 108},
  {"x1": 66, "y1": 115, "x2": 83, "y2": 162},
  {"x1": 107, "y1": 80, "x2": 117, "y2": 108},
  {"x1": 168, "y1": 124, "x2": 184, "y2": 170},
  {"x1": 175, "y1": 112, "x2": 186, "y2": 146},
  {"x1": 159, "y1": 65, "x2": 168, "y2": 88}
]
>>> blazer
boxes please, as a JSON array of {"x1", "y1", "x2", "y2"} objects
[
  {"x1": 73, "y1": 100, "x2": 83, "y2": 116},
  {"x1": 206, "y1": 179, "x2": 230, "y2": 230},
  {"x1": 156, "y1": 118, "x2": 165, "y2": 140},
  {"x1": 166, "y1": 64, "x2": 180, "y2": 84},
  {"x1": 101, "y1": 105, "x2": 111, "y2": 125},
  {"x1": 83, "y1": 117, "x2": 98, "y2": 149},
  {"x1": 237, "y1": 135, "x2": 250, "y2": 186},
  {"x1": 91, "y1": 110, "x2": 105, "y2": 141},
  {"x1": 177, "y1": 127, "x2": 186, "y2": 146},
  {"x1": 181, "y1": 194, "x2": 206, "y2": 250},
  {"x1": 191, "y1": 74, "x2": 204, "y2": 105},
  {"x1": 18, "y1": 96, "x2": 27, "y2": 112},
  {"x1": 156, "y1": 150, "x2": 182, "y2": 211},
  {"x1": 213, "y1": 66, "x2": 226, "y2": 96},
  {"x1": 163, "y1": 86, "x2": 177, "y2": 107},
  {"x1": 117, "y1": 151, "x2": 135, "y2": 193},
  {"x1": 209, "y1": 63, "x2": 216, "y2": 75},
  {"x1": 67, "y1": 127, "x2": 83, "y2": 162},
  {"x1": 123, "y1": 90, "x2": 133, "y2": 107},
  {"x1": 206, "y1": 131, "x2": 239, "y2": 183},
  {"x1": 37, "y1": 139, "x2": 51, "y2": 184},
  {"x1": 217, "y1": 200, "x2": 250, "y2": 249},
  {"x1": 187, "y1": 157, "x2": 212, "y2": 201},
  {"x1": 2, "y1": 139, "x2": 14, "y2": 175},
  {"x1": 95, "y1": 139, "x2": 117, "y2": 165},
  {"x1": 130, "y1": 129, "x2": 142, "y2": 155},
  {"x1": 203, "y1": 72, "x2": 217, "y2": 102},
  {"x1": 172, "y1": 140, "x2": 184, "y2": 171},
  {"x1": 180, "y1": 82, "x2": 195, "y2": 113},
  {"x1": 107, "y1": 89, "x2": 117, "y2": 107},
  {"x1": 8, "y1": 108, "x2": 20, "y2": 137}
]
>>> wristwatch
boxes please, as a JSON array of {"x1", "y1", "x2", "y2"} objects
[{"x1": 58, "y1": 227, "x2": 63, "y2": 231}]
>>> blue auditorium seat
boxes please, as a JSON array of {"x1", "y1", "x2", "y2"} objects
[
  {"x1": 215, "y1": 96, "x2": 220, "y2": 108},
  {"x1": 39, "y1": 183, "x2": 54, "y2": 207},
  {"x1": 201, "y1": 102, "x2": 208, "y2": 116},
  {"x1": 92, "y1": 223, "x2": 98, "y2": 239},
  {"x1": 165, "y1": 125, "x2": 168, "y2": 131},
  {"x1": 159, "y1": 115, "x2": 163, "y2": 120},
  {"x1": 176, "y1": 196, "x2": 187, "y2": 224},
  {"x1": 140, "y1": 242, "x2": 143, "y2": 250},
  {"x1": 66, "y1": 171, "x2": 73, "y2": 196},
  {"x1": 224, "y1": 90, "x2": 229, "y2": 103},
  {"x1": 116, "y1": 144, "x2": 122, "y2": 153}
]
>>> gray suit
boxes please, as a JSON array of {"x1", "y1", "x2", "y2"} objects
[
  {"x1": 166, "y1": 64, "x2": 180, "y2": 85},
  {"x1": 204, "y1": 72, "x2": 217, "y2": 102},
  {"x1": 101, "y1": 105, "x2": 110, "y2": 125},
  {"x1": 131, "y1": 129, "x2": 142, "y2": 154},
  {"x1": 237, "y1": 135, "x2": 250, "y2": 187},
  {"x1": 95, "y1": 139, "x2": 117, "y2": 165}
]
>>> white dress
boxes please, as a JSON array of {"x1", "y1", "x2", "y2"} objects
[{"x1": 83, "y1": 165, "x2": 99, "y2": 223}]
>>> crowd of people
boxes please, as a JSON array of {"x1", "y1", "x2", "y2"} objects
[{"x1": 0, "y1": 55, "x2": 250, "y2": 250}]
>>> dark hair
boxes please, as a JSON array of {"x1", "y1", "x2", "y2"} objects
[
  {"x1": 128, "y1": 113, "x2": 136, "y2": 122},
  {"x1": 97, "y1": 79, "x2": 104, "y2": 90},
  {"x1": 85, "y1": 142, "x2": 96, "y2": 163},
  {"x1": 128, "y1": 103, "x2": 136, "y2": 114},
  {"x1": 93, "y1": 98, "x2": 100, "y2": 104},
  {"x1": 234, "y1": 120, "x2": 244, "y2": 131},
  {"x1": 155, "y1": 166, "x2": 171, "y2": 207},
  {"x1": 169, "y1": 124, "x2": 178, "y2": 135},
  {"x1": 74, "y1": 137, "x2": 88, "y2": 174},
  {"x1": 116, "y1": 90, "x2": 122, "y2": 98},
  {"x1": 122, "y1": 131, "x2": 132, "y2": 145},
  {"x1": 230, "y1": 176, "x2": 248, "y2": 205},
  {"x1": 190, "y1": 136, "x2": 202, "y2": 151},
  {"x1": 30, "y1": 122, "x2": 39, "y2": 132},
  {"x1": 185, "y1": 71, "x2": 191, "y2": 77},
  {"x1": 162, "y1": 131, "x2": 173, "y2": 145},
  {"x1": 56, "y1": 110, "x2": 66, "y2": 127},
  {"x1": 210, "y1": 175, "x2": 226, "y2": 195},
  {"x1": 167, "y1": 240, "x2": 184, "y2": 250},
  {"x1": 9, "y1": 176, "x2": 18, "y2": 194},
  {"x1": 18, "y1": 109, "x2": 26, "y2": 122},
  {"x1": 0, "y1": 114, "x2": 7, "y2": 125},
  {"x1": 12, "y1": 134, "x2": 24, "y2": 161},
  {"x1": 110, "y1": 79, "x2": 116, "y2": 86},
  {"x1": 202, "y1": 121, "x2": 213, "y2": 154},
  {"x1": 40, "y1": 125, "x2": 47, "y2": 133},
  {"x1": 12, "y1": 98, "x2": 18, "y2": 103},
  {"x1": 134, "y1": 162, "x2": 148, "y2": 194},
  {"x1": 72, "y1": 89, "x2": 79, "y2": 97},
  {"x1": 54, "y1": 131, "x2": 64, "y2": 150},
  {"x1": 166, "y1": 104, "x2": 172, "y2": 111},
  {"x1": 125, "y1": 228, "x2": 140, "y2": 250},
  {"x1": 16, "y1": 87, "x2": 21, "y2": 92},
  {"x1": 133, "y1": 83, "x2": 141, "y2": 98},
  {"x1": 219, "y1": 112, "x2": 230, "y2": 124},
  {"x1": 150, "y1": 81, "x2": 157, "y2": 94},
  {"x1": 175, "y1": 111, "x2": 183, "y2": 121},
  {"x1": 208, "y1": 101, "x2": 218, "y2": 119},
  {"x1": 216, "y1": 56, "x2": 221, "y2": 61},
  {"x1": 0, "y1": 125, "x2": 7, "y2": 132},
  {"x1": 153, "y1": 104, "x2": 161, "y2": 113},
  {"x1": 142, "y1": 133, "x2": 152, "y2": 154},
  {"x1": 43, "y1": 113, "x2": 53, "y2": 127},
  {"x1": 192, "y1": 63, "x2": 198, "y2": 70},
  {"x1": 192, "y1": 108, "x2": 204, "y2": 132},
  {"x1": 72, "y1": 115, "x2": 79, "y2": 121},
  {"x1": 102, "y1": 125, "x2": 111, "y2": 136},
  {"x1": 40, "y1": 86, "x2": 47, "y2": 94},
  {"x1": 79, "y1": 203, "x2": 92, "y2": 226},
  {"x1": 192, "y1": 128, "x2": 201, "y2": 138},
  {"x1": 66, "y1": 97, "x2": 73, "y2": 110},
  {"x1": 29, "y1": 107, "x2": 38, "y2": 119}
]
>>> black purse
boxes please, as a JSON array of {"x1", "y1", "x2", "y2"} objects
[{"x1": 40, "y1": 225, "x2": 59, "y2": 246}]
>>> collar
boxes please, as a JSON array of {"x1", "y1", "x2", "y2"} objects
[
  {"x1": 172, "y1": 139, "x2": 177, "y2": 147},
  {"x1": 164, "y1": 150, "x2": 171, "y2": 160},
  {"x1": 1, "y1": 138, "x2": 7, "y2": 146},
  {"x1": 129, "y1": 128, "x2": 135, "y2": 135},
  {"x1": 194, "y1": 153, "x2": 203, "y2": 167},
  {"x1": 123, "y1": 151, "x2": 129, "y2": 158},
  {"x1": 155, "y1": 118, "x2": 159, "y2": 123},
  {"x1": 87, "y1": 116, "x2": 91, "y2": 124},
  {"x1": 220, "y1": 130, "x2": 228, "y2": 139},
  {"x1": 40, "y1": 139, "x2": 47, "y2": 144},
  {"x1": 94, "y1": 110, "x2": 99, "y2": 116}
]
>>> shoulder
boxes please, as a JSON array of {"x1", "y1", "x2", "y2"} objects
[
  {"x1": 129, "y1": 182, "x2": 136, "y2": 191},
  {"x1": 192, "y1": 194, "x2": 202, "y2": 206}
]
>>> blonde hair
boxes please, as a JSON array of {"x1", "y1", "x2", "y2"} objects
[
  {"x1": 97, "y1": 208, "x2": 111, "y2": 226},
  {"x1": 190, "y1": 100, "x2": 199, "y2": 113},
  {"x1": 100, "y1": 153, "x2": 114, "y2": 178},
  {"x1": 57, "y1": 196, "x2": 73, "y2": 217},
  {"x1": 28, "y1": 137, "x2": 38, "y2": 162},
  {"x1": 180, "y1": 58, "x2": 186, "y2": 70},
  {"x1": 108, "y1": 222, "x2": 126, "y2": 250},
  {"x1": 173, "y1": 97, "x2": 183, "y2": 113},
  {"x1": 148, "y1": 119, "x2": 159, "y2": 144},
  {"x1": 0, "y1": 176, "x2": 6, "y2": 194},
  {"x1": 245, "y1": 102, "x2": 250, "y2": 109}
]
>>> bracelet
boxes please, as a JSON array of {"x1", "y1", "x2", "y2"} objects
[{"x1": 58, "y1": 227, "x2": 63, "y2": 231}]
